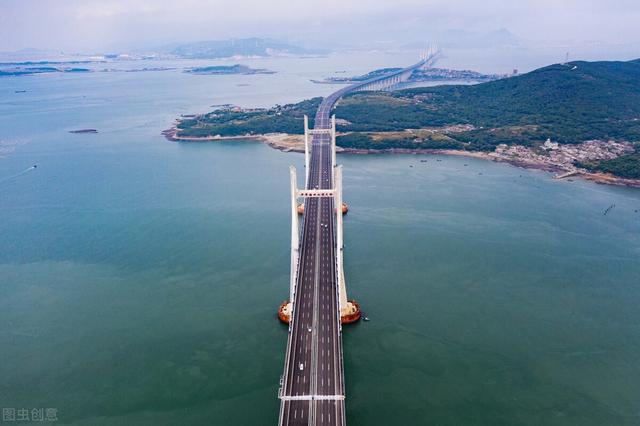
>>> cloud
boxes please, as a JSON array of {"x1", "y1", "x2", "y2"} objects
[
  {"x1": 0, "y1": 0, "x2": 639, "y2": 61},
  {"x1": 71, "y1": 1, "x2": 164, "y2": 20}
]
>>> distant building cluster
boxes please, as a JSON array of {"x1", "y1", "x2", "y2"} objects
[
  {"x1": 409, "y1": 68, "x2": 506, "y2": 82},
  {"x1": 493, "y1": 139, "x2": 635, "y2": 171},
  {"x1": 317, "y1": 66, "x2": 510, "y2": 85}
]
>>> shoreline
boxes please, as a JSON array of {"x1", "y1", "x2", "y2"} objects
[{"x1": 162, "y1": 127, "x2": 640, "y2": 188}]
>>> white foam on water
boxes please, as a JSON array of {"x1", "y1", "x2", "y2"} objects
[{"x1": 0, "y1": 165, "x2": 36, "y2": 184}]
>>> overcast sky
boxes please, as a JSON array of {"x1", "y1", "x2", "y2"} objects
[{"x1": 2, "y1": 0, "x2": 639, "y2": 60}]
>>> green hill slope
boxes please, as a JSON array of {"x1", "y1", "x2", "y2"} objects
[
  {"x1": 172, "y1": 59, "x2": 640, "y2": 178},
  {"x1": 335, "y1": 59, "x2": 640, "y2": 150}
]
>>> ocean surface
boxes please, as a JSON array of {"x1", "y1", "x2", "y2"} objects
[{"x1": 1, "y1": 52, "x2": 639, "y2": 426}]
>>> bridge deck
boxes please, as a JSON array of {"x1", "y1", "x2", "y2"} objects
[
  {"x1": 279, "y1": 100, "x2": 344, "y2": 426},
  {"x1": 278, "y1": 56, "x2": 436, "y2": 426}
]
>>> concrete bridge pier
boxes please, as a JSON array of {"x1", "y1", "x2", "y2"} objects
[
  {"x1": 303, "y1": 115, "x2": 311, "y2": 187},
  {"x1": 331, "y1": 115, "x2": 336, "y2": 170},
  {"x1": 334, "y1": 164, "x2": 360, "y2": 324},
  {"x1": 277, "y1": 166, "x2": 301, "y2": 323}
]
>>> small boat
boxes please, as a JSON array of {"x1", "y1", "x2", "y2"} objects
[{"x1": 362, "y1": 316, "x2": 370, "y2": 322}]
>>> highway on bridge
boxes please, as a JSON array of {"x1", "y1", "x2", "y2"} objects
[
  {"x1": 279, "y1": 96, "x2": 344, "y2": 425},
  {"x1": 278, "y1": 55, "x2": 436, "y2": 426}
]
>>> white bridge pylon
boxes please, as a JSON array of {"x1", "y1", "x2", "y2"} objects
[
  {"x1": 303, "y1": 115, "x2": 336, "y2": 187},
  {"x1": 289, "y1": 114, "x2": 349, "y2": 314}
]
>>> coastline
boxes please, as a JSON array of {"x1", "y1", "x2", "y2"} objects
[
  {"x1": 162, "y1": 127, "x2": 306, "y2": 152},
  {"x1": 162, "y1": 127, "x2": 640, "y2": 188}
]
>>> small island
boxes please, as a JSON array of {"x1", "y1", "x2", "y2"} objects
[
  {"x1": 166, "y1": 59, "x2": 640, "y2": 187},
  {"x1": 69, "y1": 129, "x2": 98, "y2": 134},
  {"x1": 184, "y1": 64, "x2": 275, "y2": 75},
  {"x1": 0, "y1": 66, "x2": 91, "y2": 77}
]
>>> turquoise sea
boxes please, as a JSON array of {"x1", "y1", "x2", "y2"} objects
[{"x1": 1, "y1": 52, "x2": 639, "y2": 425}]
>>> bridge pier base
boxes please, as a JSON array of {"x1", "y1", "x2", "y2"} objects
[
  {"x1": 340, "y1": 300, "x2": 361, "y2": 324},
  {"x1": 298, "y1": 201, "x2": 348, "y2": 215},
  {"x1": 278, "y1": 301, "x2": 293, "y2": 323},
  {"x1": 278, "y1": 300, "x2": 360, "y2": 324},
  {"x1": 335, "y1": 165, "x2": 360, "y2": 325}
]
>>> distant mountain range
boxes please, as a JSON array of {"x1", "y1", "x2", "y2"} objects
[
  {"x1": 401, "y1": 28, "x2": 520, "y2": 50},
  {"x1": 165, "y1": 38, "x2": 326, "y2": 59}
]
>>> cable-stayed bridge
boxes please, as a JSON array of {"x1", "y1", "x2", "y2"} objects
[{"x1": 277, "y1": 51, "x2": 439, "y2": 426}]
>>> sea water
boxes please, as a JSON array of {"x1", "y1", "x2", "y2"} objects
[{"x1": 1, "y1": 52, "x2": 639, "y2": 425}]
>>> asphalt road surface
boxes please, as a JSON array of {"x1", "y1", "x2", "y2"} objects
[
  {"x1": 278, "y1": 58, "x2": 431, "y2": 425},
  {"x1": 279, "y1": 95, "x2": 344, "y2": 425}
]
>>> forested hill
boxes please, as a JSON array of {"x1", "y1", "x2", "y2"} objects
[
  {"x1": 172, "y1": 59, "x2": 640, "y2": 179},
  {"x1": 334, "y1": 59, "x2": 640, "y2": 148},
  {"x1": 174, "y1": 59, "x2": 640, "y2": 153}
]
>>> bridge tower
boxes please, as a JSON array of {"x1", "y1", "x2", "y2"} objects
[
  {"x1": 333, "y1": 163, "x2": 360, "y2": 323},
  {"x1": 303, "y1": 115, "x2": 311, "y2": 186},
  {"x1": 297, "y1": 116, "x2": 347, "y2": 216},
  {"x1": 278, "y1": 115, "x2": 360, "y2": 324},
  {"x1": 277, "y1": 166, "x2": 300, "y2": 323}
]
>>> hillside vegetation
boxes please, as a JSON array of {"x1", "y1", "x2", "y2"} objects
[
  {"x1": 175, "y1": 98, "x2": 321, "y2": 137},
  {"x1": 577, "y1": 150, "x2": 640, "y2": 179},
  {"x1": 335, "y1": 59, "x2": 640, "y2": 151},
  {"x1": 174, "y1": 59, "x2": 640, "y2": 164}
]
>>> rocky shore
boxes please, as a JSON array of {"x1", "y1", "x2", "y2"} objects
[{"x1": 162, "y1": 126, "x2": 640, "y2": 188}]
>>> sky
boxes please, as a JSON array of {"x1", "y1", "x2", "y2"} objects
[{"x1": 1, "y1": 0, "x2": 639, "y2": 66}]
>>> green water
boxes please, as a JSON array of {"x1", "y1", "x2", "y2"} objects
[{"x1": 1, "y1": 55, "x2": 640, "y2": 425}]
